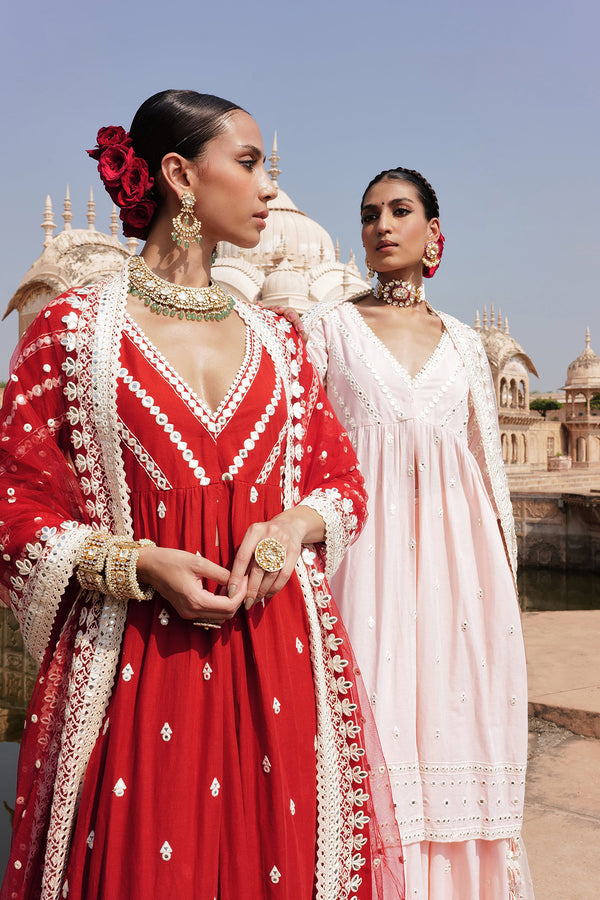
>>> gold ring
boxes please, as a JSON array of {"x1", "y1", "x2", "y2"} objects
[
  {"x1": 254, "y1": 538, "x2": 287, "y2": 573},
  {"x1": 192, "y1": 620, "x2": 222, "y2": 630}
]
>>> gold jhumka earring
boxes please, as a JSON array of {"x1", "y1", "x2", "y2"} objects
[{"x1": 171, "y1": 190, "x2": 202, "y2": 249}]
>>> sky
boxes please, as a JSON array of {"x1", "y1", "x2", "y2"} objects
[{"x1": 1, "y1": 0, "x2": 598, "y2": 390}]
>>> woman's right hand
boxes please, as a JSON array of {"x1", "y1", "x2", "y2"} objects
[
  {"x1": 136, "y1": 546, "x2": 247, "y2": 624},
  {"x1": 272, "y1": 306, "x2": 307, "y2": 343}
]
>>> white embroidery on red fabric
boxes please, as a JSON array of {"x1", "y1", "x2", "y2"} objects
[
  {"x1": 113, "y1": 778, "x2": 126, "y2": 797},
  {"x1": 121, "y1": 663, "x2": 134, "y2": 682}
]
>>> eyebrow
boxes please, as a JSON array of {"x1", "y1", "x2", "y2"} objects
[
  {"x1": 362, "y1": 197, "x2": 415, "y2": 212},
  {"x1": 240, "y1": 144, "x2": 266, "y2": 163}
]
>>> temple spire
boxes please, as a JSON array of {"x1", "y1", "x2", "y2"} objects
[
  {"x1": 504, "y1": 316, "x2": 510, "y2": 335},
  {"x1": 41, "y1": 195, "x2": 56, "y2": 247},
  {"x1": 342, "y1": 265, "x2": 350, "y2": 299},
  {"x1": 110, "y1": 204, "x2": 120, "y2": 237},
  {"x1": 497, "y1": 307, "x2": 502, "y2": 328},
  {"x1": 86, "y1": 187, "x2": 96, "y2": 231},
  {"x1": 268, "y1": 132, "x2": 281, "y2": 188},
  {"x1": 586, "y1": 326, "x2": 591, "y2": 348},
  {"x1": 474, "y1": 310, "x2": 481, "y2": 331},
  {"x1": 483, "y1": 305, "x2": 488, "y2": 327},
  {"x1": 62, "y1": 185, "x2": 73, "y2": 231},
  {"x1": 335, "y1": 238, "x2": 340, "y2": 262}
]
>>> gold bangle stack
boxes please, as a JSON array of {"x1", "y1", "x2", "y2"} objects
[{"x1": 76, "y1": 533, "x2": 156, "y2": 602}]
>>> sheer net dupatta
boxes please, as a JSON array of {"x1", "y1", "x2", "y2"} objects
[
  {"x1": 0, "y1": 317, "x2": 94, "y2": 658},
  {"x1": 339, "y1": 597, "x2": 405, "y2": 899}
]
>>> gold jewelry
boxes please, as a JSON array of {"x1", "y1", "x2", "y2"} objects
[
  {"x1": 76, "y1": 532, "x2": 114, "y2": 593},
  {"x1": 254, "y1": 538, "x2": 287, "y2": 573},
  {"x1": 104, "y1": 538, "x2": 155, "y2": 602},
  {"x1": 171, "y1": 190, "x2": 202, "y2": 249},
  {"x1": 76, "y1": 533, "x2": 155, "y2": 600},
  {"x1": 422, "y1": 240, "x2": 441, "y2": 270},
  {"x1": 365, "y1": 255, "x2": 375, "y2": 280},
  {"x1": 191, "y1": 620, "x2": 222, "y2": 630},
  {"x1": 128, "y1": 255, "x2": 235, "y2": 322},
  {"x1": 374, "y1": 279, "x2": 425, "y2": 308}
]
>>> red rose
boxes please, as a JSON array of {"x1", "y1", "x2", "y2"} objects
[
  {"x1": 97, "y1": 146, "x2": 135, "y2": 187},
  {"x1": 116, "y1": 157, "x2": 154, "y2": 208},
  {"x1": 87, "y1": 126, "x2": 131, "y2": 160},
  {"x1": 120, "y1": 199, "x2": 157, "y2": 239}
]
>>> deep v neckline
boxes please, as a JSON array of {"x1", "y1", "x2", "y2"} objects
[
  {"x1": 123, "y1": 306, "x2": 257, "y2": 429},
  {"x1": 349, "y1": 303, "x2": 449, "y2": 387}
]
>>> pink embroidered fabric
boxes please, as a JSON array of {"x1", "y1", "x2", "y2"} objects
[{"x1": 306, "y1": 300, "x2": 533, "y2": 899}]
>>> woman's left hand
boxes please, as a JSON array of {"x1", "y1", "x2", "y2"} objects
[{"x1": 228, "y1": 506, "x2": 325, "y2": 609}]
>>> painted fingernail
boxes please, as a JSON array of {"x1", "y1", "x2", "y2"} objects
[
  {"x1": 228, "y1": 584, "x2": 238, "y2": 599},
  {"x1": 244, "y1": 597, "x2": 254, "y2": 610}
]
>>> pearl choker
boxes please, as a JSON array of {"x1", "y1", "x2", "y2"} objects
[
  {"x1": 375, "y1": 279, "x2": 425, "y2": 308},
  {"x1": 128, "y1": 255, "x2": 235, "y2": 321}
]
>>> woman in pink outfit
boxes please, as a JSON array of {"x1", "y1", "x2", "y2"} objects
[{"x1": 303, "y1": 168, "x2": 533, "y2": 900}]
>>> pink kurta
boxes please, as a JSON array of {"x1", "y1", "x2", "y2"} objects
[{"x1": 306, "y1": 299, "x2": 531, "y2": 899}]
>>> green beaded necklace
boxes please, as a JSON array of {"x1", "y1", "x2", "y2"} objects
[{"x1": 128, "y1": 255, "x2": 235, "y2": 322}]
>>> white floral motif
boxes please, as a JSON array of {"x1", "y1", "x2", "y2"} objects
[
  {"x1": 203, "y1": 663, "x2": 212, "y2": 681},
  {"x1": 121, "y1": 663, "x2": 134, "y2": 682},
  {"x1": 86, "y1": 831, "x2": 95, "y2": 850},
  {"x1": 290, "y1": 799, "x2": 295, "y2": 815},
  {"x1": 250, "y1": 486, "x2": 258, "y2": 503},
  {"x1": 273, "y1": 697, "x2": 281, "y2": 714},
  {"x1": 159, "y1": 608, "x2": 170, "y2": 626},
  {"x1": 161, "y1": 723, "x2": 173, "y2": 742},
  {"x1": 210, "y1": 778, "x2": 220, "y2": 797},
  {"x1": 262, "y1": 756, "x2": 271, "y2": 773},
  {"x1": 113, "y1": 778, "x2": 126, "y2": 797},
  {"x1": 160, "y1": 842, "x2": 173, "y2": 861},
  {"x1": 157, "y1": 501, "x2": 166, "y2": 519},
  {"x1": 62, "y1": 312, "x2": 78, "y2": 331},
  {"x1": 295, "y1": 637, "x2": 304, "y2": 653},
  {"x1": 269, "y1": 867, "x2": 282, "y2": 884}
]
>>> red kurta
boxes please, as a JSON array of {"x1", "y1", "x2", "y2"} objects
[{"x1": 0, "y1": 271, "x2": 404, "y2": 900}]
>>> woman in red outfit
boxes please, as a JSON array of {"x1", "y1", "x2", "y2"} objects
[{"x1": 0, "y1": 90, "x2": 403, "y2": 899}]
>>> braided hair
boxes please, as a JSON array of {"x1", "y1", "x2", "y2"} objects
[{"x1": 361, "y1": 167, "x2": 440, "y2": 220}]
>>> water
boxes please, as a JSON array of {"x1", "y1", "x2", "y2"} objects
[
  {"x1": 518, "y1": 568, "x2": 600, "y2": 610},
  {"x1": 0, "y1": 569, "x2": 598, "y2": 879}
]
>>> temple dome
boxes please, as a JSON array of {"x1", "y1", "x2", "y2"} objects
[
  {"x1": 218, "y1": 134, "x2": 336, "y2": 273},
  {"x1": 261, "y1": 258, "x2": 310, "y2": 309},
  {"x1": 4, "y1": 188, "x2": 133, "y2": 337},
  {"x1": 474, "y1": 305, "x2": 538, "y2": 377},
  {"x1": 564, "y1": 328, "x2": 600, "y2": 389}
]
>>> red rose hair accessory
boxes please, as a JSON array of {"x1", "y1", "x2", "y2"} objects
[
  {"x1": 422, "y1": 233, "x2": 445, "y2": 278},
  {"x1": 87, "y1": 126, "x2": 157, "y2": 240}
]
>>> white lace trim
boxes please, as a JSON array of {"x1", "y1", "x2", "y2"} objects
[
  {"x1": 439, "y1": 313, "x2": 517, "y2": 581},
  {"x1": 21, "y1": 525, "x2": 92, "y2": 663},
  {"x1": 41, "y1": 274, "x2": 134, "y2": 899},
  {"x1": 116, "y1": 417, "x2": 172, "y2": 491},
  {"x1": 347, "y1": 302, "x2": 450, "y2": 388},
  {"x1": 123, "y1": 309, "x2": 259, "y2": 433}
]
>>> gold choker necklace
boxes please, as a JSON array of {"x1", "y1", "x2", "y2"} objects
[
  {"x1": 375, "y1": 279, "x2": 425, "y2": 308},
  {"x1": 128, "y1": 255, "x2": 235, "y2": 322}
]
